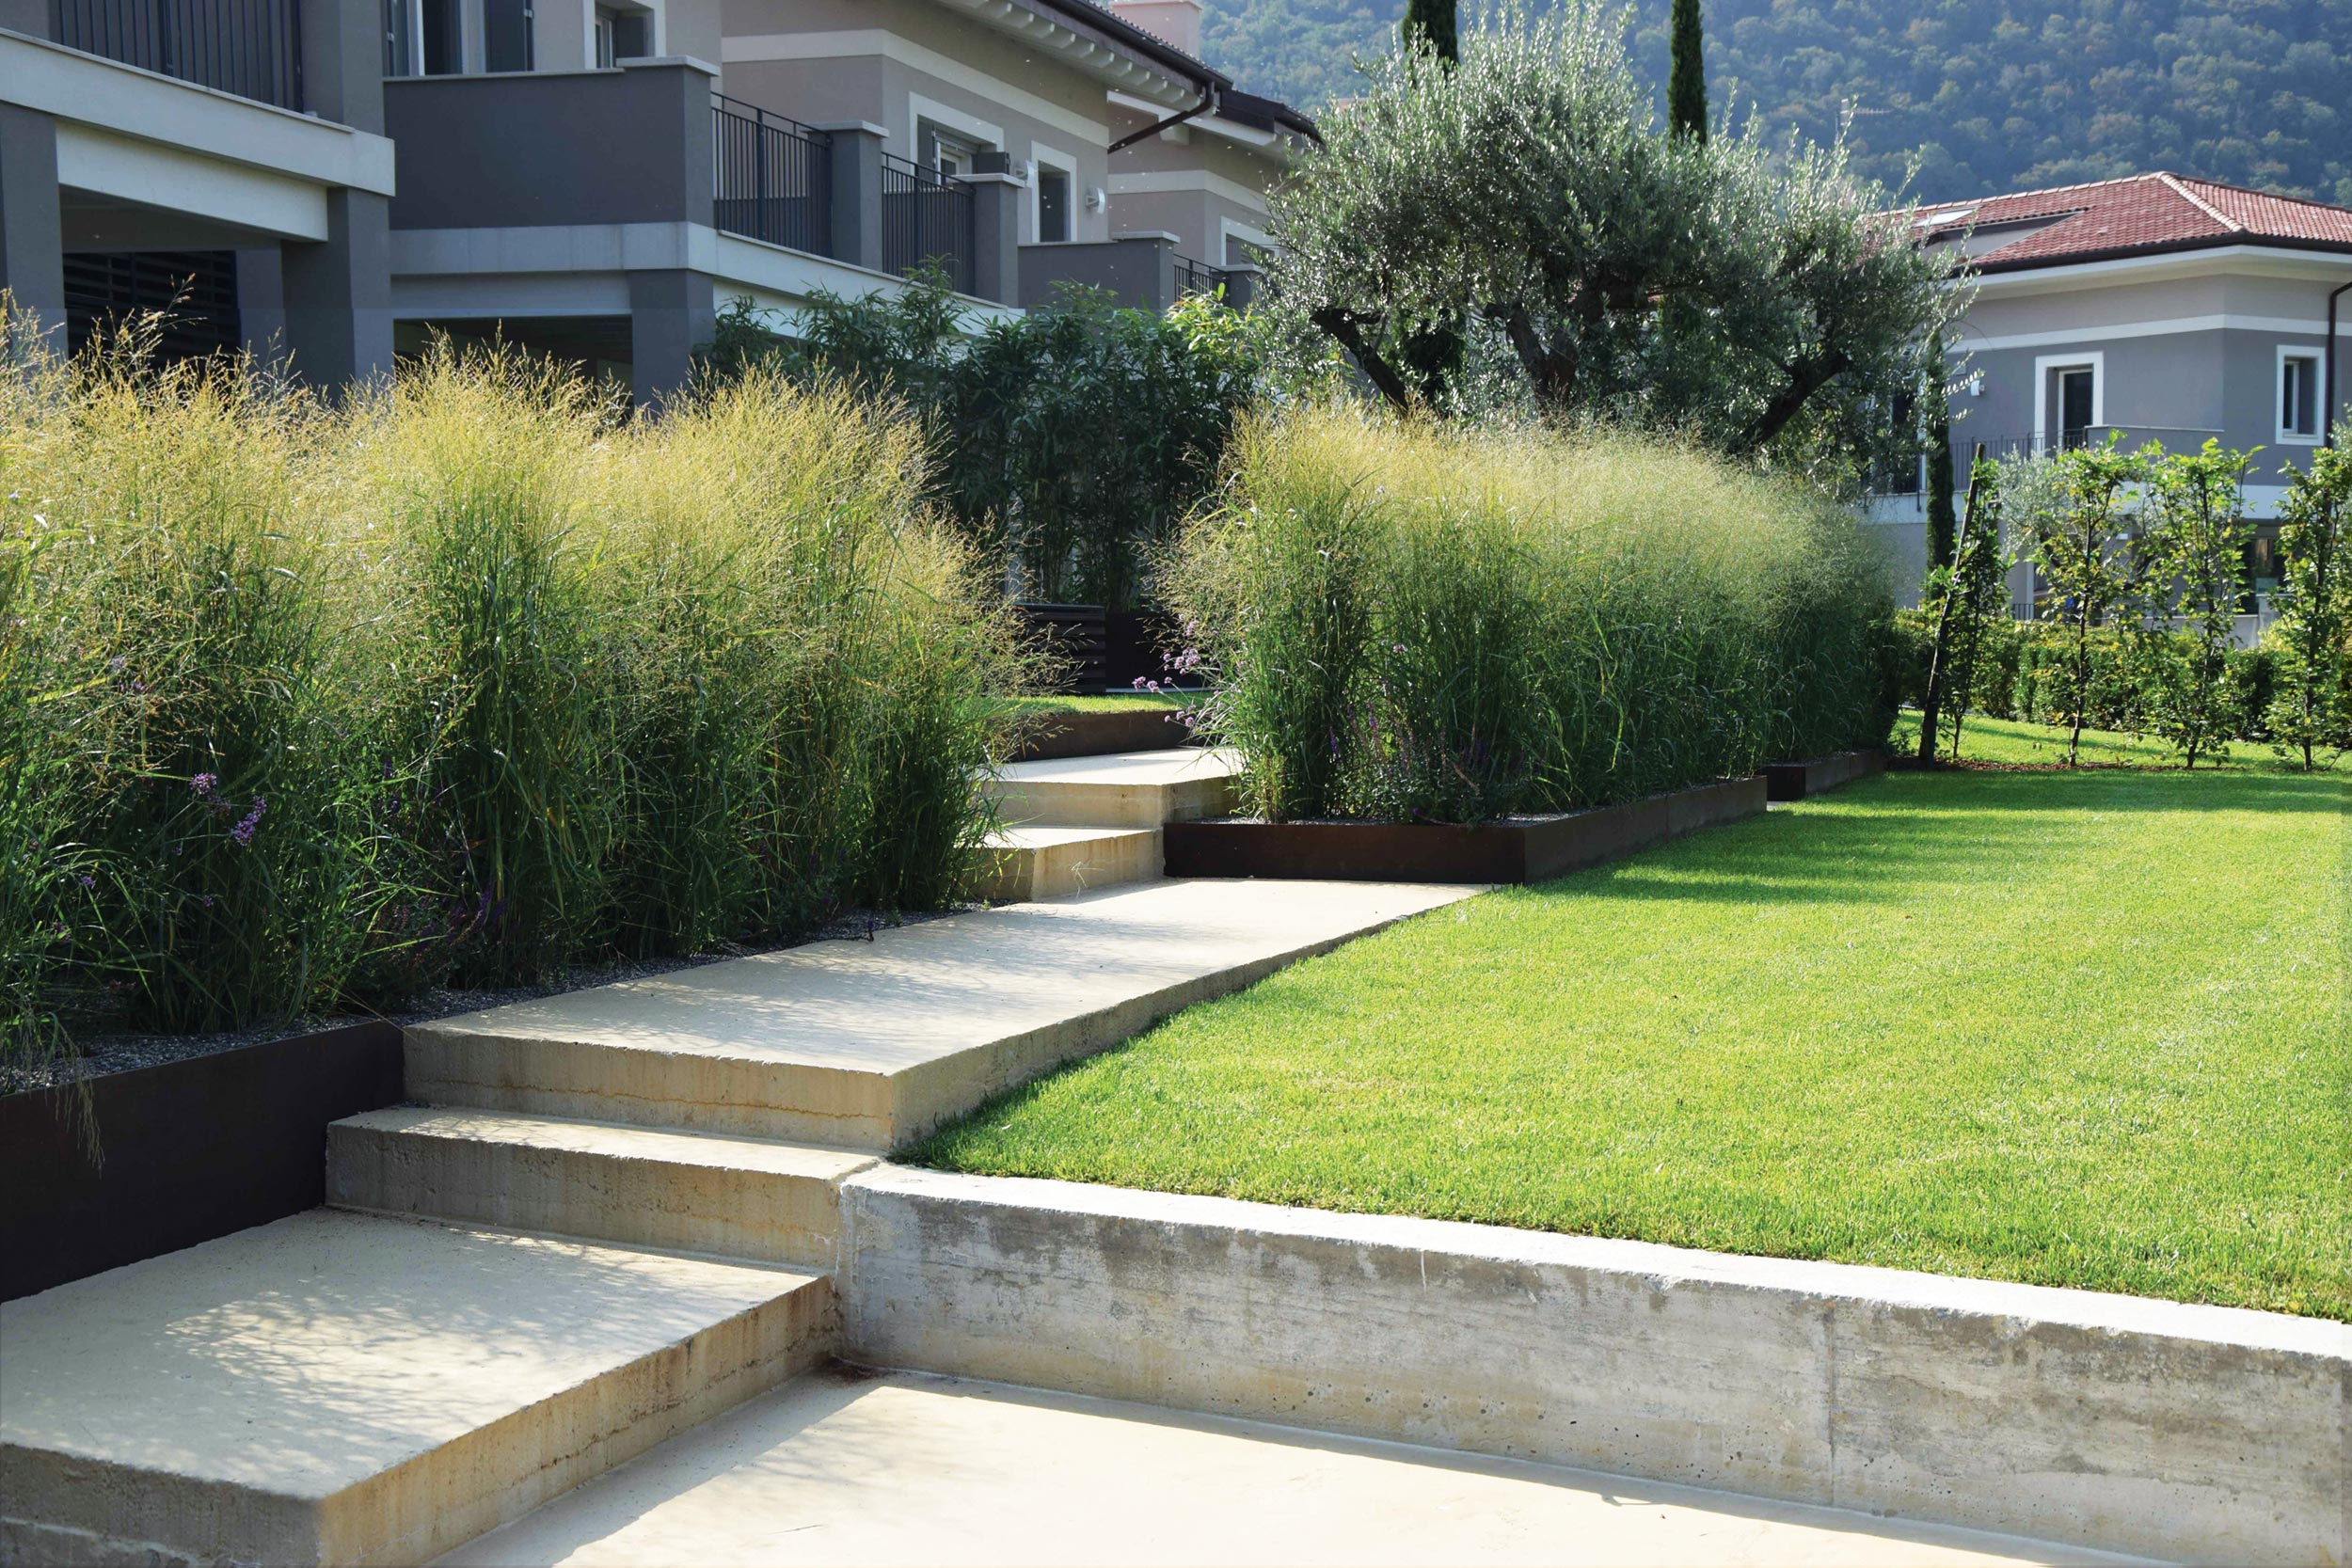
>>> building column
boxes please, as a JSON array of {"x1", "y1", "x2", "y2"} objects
[
  {"x1": 628, "y1": 267, "x2": 713, "y2": 409},
  {"x1": 963, "y1": 156, "x2": 1024, "y2": 307},
  {"x1": 815, "y1": 121, "x2": 885, "y2": 273},
  {"x1": 1221, "y1": 262, "x2": 1263, "y2": 311},
  {"x1": 280, "y1": 189, "x2": 392, "y2": 390},
  {"x1": 0, "y1": 104, "x2": 65, "y2": 340}
]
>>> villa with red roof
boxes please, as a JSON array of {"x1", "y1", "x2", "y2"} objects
[{"x1": 1873, "y1": 172, "x2": 2352, "y2": 612}]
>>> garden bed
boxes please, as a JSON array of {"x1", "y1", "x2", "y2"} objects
[
  {"x1": 1008, "y1": 703, "x2": 1203, "y2": 761},
  {"x1": 2, "y1": 1020, "x2": 403, "y2": 1302},
  {"x1": 1162, "y1": 776, "x2": 1766, "y2": 882},
  {"x1": 1763, "y1": 750, "x2": 1886, "y2": 801}
]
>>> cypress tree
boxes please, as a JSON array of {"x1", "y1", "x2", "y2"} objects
[
  {"x1": 1924, "y1": 343, "x2": 1958, "y2": 571},
  {"x1": 1402, "y1": 0, "x2": 1457, "y2": 64},
  {"x1": 1668, "y1": 0, "x2": 1707, "y2": 141}
]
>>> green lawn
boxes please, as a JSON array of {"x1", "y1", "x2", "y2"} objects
[
  {"x1": 996, "y1": 690, "x2": 1203, "y2": 715},
  {"x1": 1891, "y1": 709, "x2": 2348, "y2": 772},
  {"x1": 917, "y1": 768, "x2": 2349, "y2": 1319}
]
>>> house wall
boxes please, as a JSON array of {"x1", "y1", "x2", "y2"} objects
[
  {"x1": 1105, "y1": 102, "x2": 1279, "y2": 263},
  {"x1": 1946, "y1": 259, "x2": 2352, "y2": 492},
  {"x1": 719, "y1": 0, "x2": 1120, "y2": 245}
]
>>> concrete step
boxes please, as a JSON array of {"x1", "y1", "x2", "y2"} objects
[
  {"x1": 441, "y1": 1367, "x2": 2122, "y2": 1567},
  {"x1": 326, "y1": 1107, "x2": 878, "y2": 1270},
  {"x1": 0, "y1": 1209, "x2": 831, "y2": 1567},
  {"x1": 975, "y1": 824, "x2": 1162, "y2": 901},
  {"x1": 404, "y1": 878, "x2": 1475, "y2": 1152},
  {"x1": 987, "y1": 747, "x2": 1244, "y2": 829}
]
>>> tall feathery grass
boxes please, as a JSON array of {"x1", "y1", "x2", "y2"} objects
[
  {"x1": 1, "y1": 309, "x2": 1018, "y2": 1061},
  {"x1": 1168, "y1": 408, "x2": 1895, "y2": 821}
]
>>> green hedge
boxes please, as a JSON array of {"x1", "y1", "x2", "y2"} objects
[
  {"x1": 3, "y1": 327, "x2": 1017, "y2": 1049},
  {"x1": 1891, "y1": 610, "x2": 2293, "y2": 745},
  {"x1": 1167, "y1": 408, "x2": 1896, "y2": 822}
]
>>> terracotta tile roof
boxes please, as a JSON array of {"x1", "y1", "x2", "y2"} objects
[{"x1": 1913, "y1": 172, "x2": 2352, "y2": 272}]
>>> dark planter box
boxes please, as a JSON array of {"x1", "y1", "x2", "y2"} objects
[
  {"x1": 1, "y1": 1020, "x2": 404, "y2": 1302},
  {"x1": 1009, "y1": 705, "x2": 1202, "y2": 761},
  {"x1": 1764, "y1": 750, "x2": 1888, "y2": 802},
  {"x1": 1013, "y1": 602, "x2": 1109, "y2": 695},
  {"x1": 1164, "y1": 775, "x2": 1768, "y2": 883}
]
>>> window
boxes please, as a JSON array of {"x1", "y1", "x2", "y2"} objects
[
  {"x1": 2280, "y1": 348, "x2": 2323, "y2": 442},
  {"x1": 594, "y1": 5, "x2": 646, "y2": 67},
  {"x1": 485, "y1": 0, "x2": 533, "y2": 71},
  {"x1": 917, "y1": 120, "x2": 984, "y2": 177},
  {"x1": 2035, "y1": 353, "x2": 2103, "y2": 454},
  {"x1": 1036, "y1": 164, "x2": 1071, "y2": 243},
  {"x1": 2056, "y1": 368, "x2": 2095, "y2": 449},
  {"x1": 384, "y1": 0, "x2": 460, "y2": 75}
]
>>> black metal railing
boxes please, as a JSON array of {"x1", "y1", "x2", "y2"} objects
[
  {"x1": 1173, "y1": 255, "x2": 1229, "y2": 300},
  {"x1": 711, "y1": 94, "x2": 833, "y2": 257},
  {"x1": 881, "y1": 153, "x2": 974, "y2": 294},
  {"x1": 53, "y1": 0, "x2": 303, "y2": 109}
]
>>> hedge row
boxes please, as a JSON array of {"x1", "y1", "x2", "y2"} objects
[{"x1": 1167, "y1": 409, "x2": 1897, "y2": 822}]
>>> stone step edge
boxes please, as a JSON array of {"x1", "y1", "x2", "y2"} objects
[{"x1": 326, "y1": 1107, "x2": 880, "y2": 1270}]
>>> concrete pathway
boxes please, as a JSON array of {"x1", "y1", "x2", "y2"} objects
[
  {"x1": 405, "y1": 877, "x2": 1473, "y2": 1148},
  {"x1": 440, "y1": 1369, "x2": 2142, "y2": 1568}
]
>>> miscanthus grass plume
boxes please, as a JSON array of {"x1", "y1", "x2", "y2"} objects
[
  {"x1": 2, "y1": 304, "x2": 1018, "y2": 1062},
  {"x1": 1168, "y1": 407, "x2": 1894, "y2": 822}
]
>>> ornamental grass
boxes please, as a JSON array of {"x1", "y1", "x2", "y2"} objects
[
  {"x1": 1167, "y1": 407, "x2": 1896, "y2": 822},
  {"x1": 1, "y1": 309, "x2": 1017, "y2": 1053}
]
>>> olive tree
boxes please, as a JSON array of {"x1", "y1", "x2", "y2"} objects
[{"x1": 1267, "y1": 1, "x2": 1964, "y2": 456}]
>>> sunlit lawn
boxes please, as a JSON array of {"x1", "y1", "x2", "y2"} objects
[
  {"x1": 917, "y1": 767, "x2": 2348, "y2": 1319},
  {"x1": 1890, "y1": 709, "x2": 2349, "y2": 772}
]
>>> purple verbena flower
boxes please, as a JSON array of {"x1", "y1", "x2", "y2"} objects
[
  {"x1": 190, "y1": 772, "x2": 219, "y2": 796},
  {"x1": 230, "y1": 797, "x2": 266, "y2": 847},
  {"x1": 76, "y1": 873, "x2": 94, "y2": 890}
]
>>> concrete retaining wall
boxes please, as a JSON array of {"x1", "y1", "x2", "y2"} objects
[{"x1": 839, "y1": 1166, "x2": 2348, "y2": 1565}]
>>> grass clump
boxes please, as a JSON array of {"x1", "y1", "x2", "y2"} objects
[
  {"x1": 917, "y1": 767, "x2": 2348, "y2": 1320},
  {"x1": 2, "y1": 315, "x2": 1017, "y2": 1057},
  {"x1": 1167, "y1": 407, "x2": 1894, "y2": 822}
]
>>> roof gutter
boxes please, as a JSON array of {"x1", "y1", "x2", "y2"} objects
[{"x1": 1108, "y1": 87, "x2": 1217, "y2": 153}]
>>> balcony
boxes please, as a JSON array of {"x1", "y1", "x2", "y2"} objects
[
  {"x1": 50, "y1": 0, "x2": 304, "y2": 110},
  {"x1": 876, "y1": 152, "x2": 974, "y2": 296},
  {"x1": 710, "y1": 95, "x2": 832, "y2": 259}
]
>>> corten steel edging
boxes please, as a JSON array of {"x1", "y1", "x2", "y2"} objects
[
  {"x1": 1007, "y1": 707, "x2": 1203, "y2": 762},
  {"x1": 1162, "y1": 775, "x2": 1769, "y2": 883},
  {"x1": 1763, "y1": 750, "x2": 1889, "y2": 802},
  {"x1": 1, "y1": 1020, "x2": 404, "y2": 1302}
]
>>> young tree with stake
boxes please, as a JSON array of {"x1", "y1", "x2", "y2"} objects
[
  {"x1": 2025, "y1": 434, "x2": 2144, "y2": 767},
  {"x1": 2140, "y1": 439, "x2": 2253, "y2": 768},
  {"x1": 2266, "y1": 439, "x2": 2351, "y2": 769}
]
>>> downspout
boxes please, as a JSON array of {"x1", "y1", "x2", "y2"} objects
[
  {"x1": 1108, "y1": 88, "x2": 1217, "y2": 153},
  {"x1": 2328, "y1": 279, "x2": 2351, "y2": 450}
]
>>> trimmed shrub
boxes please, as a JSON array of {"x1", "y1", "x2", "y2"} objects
[
  {"x1": 1166, "y1": 408, "x2": 1894, "y2": 822},
  {"x1": 3, "y1": 323, "x2": 1016, "y2": 1052}
]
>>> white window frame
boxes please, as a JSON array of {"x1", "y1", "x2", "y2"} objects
[
  {"x1": 386, "y1": 0, "x2": 464, "y2": 76},
  {"x1": 581, "y1": 0, "x2": 659, "y2": 69},
  {"x1": 1028, "y1": 143, "x2": 1077, "y2": 245},
  {"x1": 1217, "y1": 216, "x2": 1273, "y2": 268},
  {"x1": 907, "y1": 93, "x2": 1001, "y2": 172},
  {"x1": 2277, "y1": 343, "x2": 2325, "y2": 445},
  {"x1": 2032, "y1": 351, "x2": 2105, "y2": 454}
]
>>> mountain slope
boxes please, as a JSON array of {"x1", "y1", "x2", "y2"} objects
[{"x1": 1200, "y1": 0, "x2": 2352, "y2": 206}]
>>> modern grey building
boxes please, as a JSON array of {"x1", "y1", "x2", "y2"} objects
[
  {"x1": 1869, "y1": 173, "x2": 2352, "y2": 612},
  {"x1": 1, "y1": 0, "x2": 1308, "y2": 402}
]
